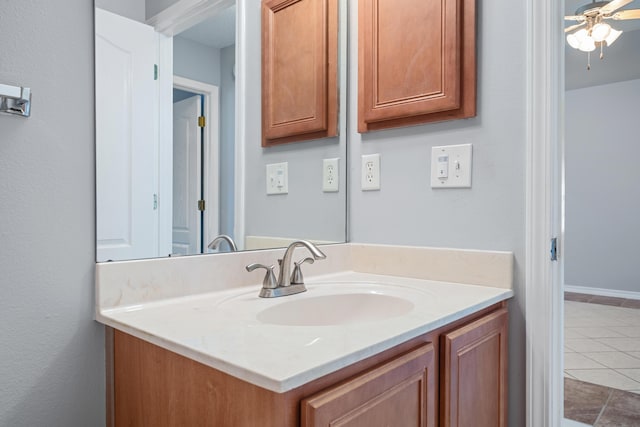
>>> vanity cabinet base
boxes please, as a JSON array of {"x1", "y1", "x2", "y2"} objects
[{"x1": 110, "y1": 302, "x2": 507, "y2": 427}]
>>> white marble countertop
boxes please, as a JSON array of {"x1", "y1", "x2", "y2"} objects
[{"x1": 97, "y1": 270, "x2": 513, "y2": 393}]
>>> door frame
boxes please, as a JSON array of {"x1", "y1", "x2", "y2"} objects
[
  {"x1": 172, "y1": 75, "x2": 221, "y2": 249},
  {"x1": 525, "y1": 0, "x2": 565, "y2": 426}
]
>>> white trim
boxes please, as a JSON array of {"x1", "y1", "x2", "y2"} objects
[
  {"x1": 234, "y1": 0, "x2": 246, "y2": 251},
  {"x1": 173, "y1": 75, "x2": 221, "y2": 248},
  {"x1": 146, "y1": 0, "x2": 235, "y2": 36},
  {"x1": 526, "y1": 0, "x2": 565, "y2": 426},
  {"x1": 564, "y1": 285, "x2": 640, "y2": 301}
]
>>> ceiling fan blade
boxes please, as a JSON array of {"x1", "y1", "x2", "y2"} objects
[
  {"x1": 565, "y1": 22, "x2": 586, "y2": 32},
  {"x1": 612, "y1": 8, "x2": 640, "y2": 19},
  {"x1": 565, "y1": 15, "x2": 586, "y2": 21},
  {"x1": 600, "y1": 0, "x2": 634, "y2": 14}
]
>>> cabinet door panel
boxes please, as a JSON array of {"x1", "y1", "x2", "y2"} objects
[
  {"x1": 441, "y1": 308, "x2": 508, "y2": 427},
  {"x1": 262, "y1": 0, "x2": 338, "y2": 146},
  {"x1": 302, "y1": 343, "x2": 436, "y2": 427},
  {"x1": 358, "y1": 0, "x2": 476, "y2": 132}
]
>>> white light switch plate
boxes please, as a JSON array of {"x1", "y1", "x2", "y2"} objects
[
  {"x1": 430, "y1": 144, "x2": 472, "y2": 188},
  {"x1": 266, "y1": 162, "x2": 288, "y2": 195}
]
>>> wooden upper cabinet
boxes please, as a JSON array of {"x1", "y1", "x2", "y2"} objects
[
  {"x1": 301, "y1": 343, "x2": 436, "y2": 427},
  {"x1": 440, "y1": 308, "x2": 508, "y2": 427},
  {"x1": 262, "y1": 0, "x2": 339, "y2": 146},
  {"x1": 358, "y1": 0, "x2": 476, "y2": 132}
]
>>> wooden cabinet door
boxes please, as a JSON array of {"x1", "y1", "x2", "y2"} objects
[
  {"x1": 441, "y1": 308, "x2": 508, "y2": 427},
  {"x1": 358, "y1": 0, "x2": 476, "y2": 132},
  {"x1": 301, "y1": 343, "x2": 436, "y2": 427},
  {"x1": 262, "y1": 0, "x2": 338, "y2": 146}
]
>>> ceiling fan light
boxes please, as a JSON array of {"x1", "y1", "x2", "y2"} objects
[
  {"x1": 578, "y1": 36, "x2": 596, "y2": 52},
  {"x1": 605, "y1": 28, "x2": 622, "y2": 46},
  {"x1": 574, "y1": 28, "x2": 589, "y2": 43},
  {"x1": 591, "y1": 22, "x2": 611, "y2": 42},
  {"x1": 567, "y1": 33, "x2": 581, "y2": 49}
]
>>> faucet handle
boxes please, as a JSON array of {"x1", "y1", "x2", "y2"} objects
[
  {"x1": 246, "y1": 263, "x2": 277, "y2": 289},
  {"x1": 291, "y1": 257, "x2": 314, "y2": 285}
]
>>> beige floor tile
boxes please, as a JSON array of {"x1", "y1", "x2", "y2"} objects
[
  {"x1": 565, "y1": 328, "x2": 586, "y2": 339},
  {"x1": 565, "y1": 339, "x2": 617, "y2": 353},
  {"x1": 566, "y1": 369, "x2": 640, "y2": 391},
  {"x1": 597, "y1": 338, "x2": 640, "y2": 352},
  {"x1": 563, "y1": 419, "x2": 592, "y2": 427},
  {"x1": 570, "y1": 327, "x2": 624, "y2": 338},
  {"x1": 608, "y1": 326, "x2": 640, "y2": 338},
  {"x1": 617, "y1": 369, "x2": 640, "y2": 382},
  {"x1": 565, "y1": 353, "x2": 607, "y2": 370},
  {"x1": 582, "y1": 352, "x2": 640, "y2": 369}
]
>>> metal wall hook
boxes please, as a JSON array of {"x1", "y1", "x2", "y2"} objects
[{"x1": 0, "y1": 84, "x2": 31, "y2": 117}]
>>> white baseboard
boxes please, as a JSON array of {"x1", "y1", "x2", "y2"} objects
[{"x1": 564, "y1": 284, "x2": 640, "y2": 301}]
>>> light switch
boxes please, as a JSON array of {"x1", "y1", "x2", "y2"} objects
[
  {"x1": 266, "y1": 162, "x2": 288, "y2": 195},
  {"x1": 430, "y1": 144, "x2": 472, "y2": 188}
]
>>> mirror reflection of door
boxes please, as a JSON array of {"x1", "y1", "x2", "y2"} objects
[
  {"x1": 95, "y1": 9, "x2": 159, "y2": 262},
  {"x1": 172, "y1": 94, "x2": 202, "y2": 255}
]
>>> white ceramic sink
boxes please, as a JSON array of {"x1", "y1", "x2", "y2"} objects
[{"x1": 256, "y1": 292, "x2": 414, "y2": 326}]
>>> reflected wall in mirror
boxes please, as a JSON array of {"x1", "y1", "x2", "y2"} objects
[{"x1": 95, "y1": 0, "x2": 347, "y2": 262}]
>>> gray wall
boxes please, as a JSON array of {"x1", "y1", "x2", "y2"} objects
[
  {"x1": 243, "y1": 0, "x2": 348, "y2": 243},
  {"x1": 565, "y1": 79, "x2": 640, "y2": 293},
  {"x1": 173, "y1": 36, "x2": 221, "y2": 86},
  {"x1": 96, "y1": 0, "x2": 146, "y2": 22},
  {"x1": 346, "y1": 1, "x2": 527, "y2": 425},
  {"x1": 0, "y1": 2, "x2": 104, "y2": 426}
]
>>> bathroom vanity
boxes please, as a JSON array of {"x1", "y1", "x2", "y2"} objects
[{"x1": 96, "y1": 244, "x2": 513, "y2": 426}]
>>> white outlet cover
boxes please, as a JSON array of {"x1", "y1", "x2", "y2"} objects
[
  {"x1": 322, "y1": 158, "x2": 339, "y2": 192},
  {"x1": 361, "y1": 153, "x2": 381, "y2": 191},
  {"x1": 266, "y1": 162, "x2": 288, "y2": 195},
  {"x1": 430, "y1": 144, "x2": 472, "y2": 188}
]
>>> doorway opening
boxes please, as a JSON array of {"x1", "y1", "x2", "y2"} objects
[{"x1": 171, "y1": 76, "x2": 220, "y2": 255}]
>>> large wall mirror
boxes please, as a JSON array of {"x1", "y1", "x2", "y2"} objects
[{"x1": 95, "y1": 0, "x2": 348, "y2": 262}]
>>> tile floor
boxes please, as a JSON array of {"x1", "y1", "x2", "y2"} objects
[
  {"x1": 564, "y1": 300, "x2": 640, "y2": 393},
  {"x1": 564, "y1": 295, "x2": 640, "y2": 426}
]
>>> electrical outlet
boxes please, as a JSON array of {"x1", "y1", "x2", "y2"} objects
[
  {"x1": 322, "y1": 158, "x2": 339, "y2": 192},
  {"x1": 361, "y1": 153, "x2": 380, "y2": 191},
  {"x1": 266, "y1": 162, "x2": 288, "y2": 195}
]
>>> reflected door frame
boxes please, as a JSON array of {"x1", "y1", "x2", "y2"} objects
[
  {"x1": 171, "y1": 76, "x2": 220, "y2": 251},
  {"x1": 152, "y1": 0, "x2": 245, "y2": 252}
]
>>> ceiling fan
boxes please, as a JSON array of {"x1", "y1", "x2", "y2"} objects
[{"x1": 565, "y1": 0, "x2": 640, "y2": 68}]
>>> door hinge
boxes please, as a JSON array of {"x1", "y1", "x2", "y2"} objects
[
  {"x1": 153, "y1": 194, "x2": 158, "y2": 210},
  {"x1": 550, "y1": 237, "x2": 558, "y2": 261},
  {"x1": 198, "y1": 116, "x2": 206, "y2": 127},
  {"x1": 154, "y1": 64, "x2": 158, "y2": 80},
  {"x1": 198, "y1": 200, "x2": 205, "y2": 211}
]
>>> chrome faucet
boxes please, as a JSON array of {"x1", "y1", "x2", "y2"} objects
[
  {"x1": 246, "y1": 240, "x2": 326, "y2": 298},
  {"x1": 207, "y1": 234, "x2": 237, "y2": 252}
]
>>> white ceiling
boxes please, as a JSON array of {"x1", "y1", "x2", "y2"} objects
[
  {"x1": 565, "y1": 0, "x2": 640, "y2": 89},
  {"x1": 177, "y1": 5, "x2": 236, "y2": 49}
]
